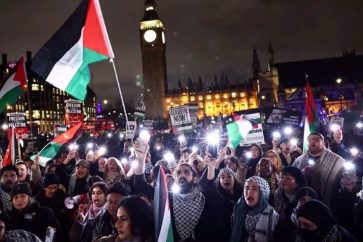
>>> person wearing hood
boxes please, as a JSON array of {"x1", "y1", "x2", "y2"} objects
[
  {"x1": 230, "y1": 176, "x2": 279, "y2": 242},
  {"x1": 68, "y1": 159, "x2": 91, "y2": 196},
  {"x1": 295, "y1": 200, "x2": 356, "y2": 242}
]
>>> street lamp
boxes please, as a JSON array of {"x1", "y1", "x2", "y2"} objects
[
  {"x1": 103, "y1": 99, "x2": 108, "y2": 105},
  {"x1": 336, "y1": 78, "x2": 342, "y2": 84}
]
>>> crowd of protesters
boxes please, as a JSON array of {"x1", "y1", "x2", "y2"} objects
[{"x1": 0, "y1": 123, "x2": 362, "y2": 242}]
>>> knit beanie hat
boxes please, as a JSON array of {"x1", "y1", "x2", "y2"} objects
[
  {"x1": 216, "y1": 167, "x2": 235, "y2": 181},
  {"x1": 297, "y1": 200, "x2": 336, "y2": 228},
  {"x1": 245, "y1": 176, "x2": 270, "y2": 200},
  {"x1": 76, "y1": 159, "x2": 90, "y2": 169},
  {"x1": 43, "y1": 173, "x2": 60, "y2": 188},
  {"x1": 11, "y1": 182, "x2": 32, "y2": 197},
  {"x1": 281, "y1": 166, "x2": 306, "y2": 187}
]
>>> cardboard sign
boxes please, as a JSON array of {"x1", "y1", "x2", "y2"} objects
[
  {"x1": 169, "y1": 106, "x2": 192, "y2": 131},
  {"x1": 65, "y1": 99, "x2": 83, "y2": 127},
  {"x1": 126, "y1": 121, "x2": 137, "y2": 139},
  {"x1": 329, "y1": 116, "x2": 344, "y2": 128},
  {"x1": 7, "y1": 113, "x2": 28, "y2": 139}
]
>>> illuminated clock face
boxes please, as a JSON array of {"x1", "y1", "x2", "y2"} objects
[
  {"x1": 144, "y1": 30, "x2": 157, "y2": 43},
  {"x1": 162, "y1": 31, "x2": 165, "y2": 44}
]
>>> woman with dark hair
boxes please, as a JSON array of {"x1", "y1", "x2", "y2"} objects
[
  {"x1": 69, "y1": 182, "x2": 108, "y2": 242},
  {"x1": 246, "y1": 144, "x2": 263, "y2": 179},
  {"x1": 271, "y1": 166, "x2": 306, "y2": 242},
  {"x1": 197, "y1": 153, "x2": 244, "y2": 241},
  {"x1": 96, "y1": 196, "x2": 154, "y2": 242}
]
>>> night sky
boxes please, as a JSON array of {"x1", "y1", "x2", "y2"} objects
[{"x1": 1, "y1": 0, "x2": 362, "y2": 106}]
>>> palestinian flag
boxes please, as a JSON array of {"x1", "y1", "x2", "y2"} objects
[
  {"x1": 226, "y1": 114, "x2": 253, "y2": 148},
  {"x1": 31, "y1": 122, "x2": 83, "y2": 166},
  {"x1": 303, "y1": 81, "x2": 319, "y2": 151},
  {"x1": 31, "y1": 0, "x2": 114, "y2": 101},
  {"x1": 0, "y1": 56, "x2": 27, "y2": 114},
  {"x1": 154, "y1": 167, "x2": 174, "y2": 242},
  {"x1": 3, "y1": 128, "x2": 17, "y2": 167}
]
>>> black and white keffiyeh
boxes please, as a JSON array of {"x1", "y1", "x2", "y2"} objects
[{"x1": 173, "y1": 187, "x2": 205, "y2": 240}]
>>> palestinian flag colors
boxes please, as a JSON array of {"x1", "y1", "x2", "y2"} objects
[
  {"x1": 154, "y1": 167, "x2": 174, "y2": 242},
  {"x1": 303, "y1": 81, "x2": 319, "y2": 151},
  {"x1": 3, "y1": 128, "x2": 17, "y2": 167},
  {"x1": 31, "y1": 122, "x2": 83, "y2": 166},
  {"x1": 226, "y1": 114, "x2": 253, "y2": 149},
  {"x1": 0, "y1": 56, "x2": 27, "y2": 114},
  {"x1": 31, "y1": 0, "x2": 114, "y2": 101},
  {"x1": 305, "y1": 81, "x2": 319, "y2": 133}
]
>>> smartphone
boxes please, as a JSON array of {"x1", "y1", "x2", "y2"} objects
[
  {"x1": 45, "y1": 226, "x2": 56, "y2": 242},
  {"x1": 207, "y1": 145, "x2": 218, "y2": 158}
]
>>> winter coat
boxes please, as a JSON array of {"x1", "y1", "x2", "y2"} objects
[{"x1": 3, "y1": 201, "x2": 62, "y2": 242}]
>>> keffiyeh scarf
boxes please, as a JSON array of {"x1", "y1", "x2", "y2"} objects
[{"x1": 173, "y1": 187, "x2": 205, "y2": 240}]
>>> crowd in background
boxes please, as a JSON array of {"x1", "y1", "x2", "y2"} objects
[{"x1": 0, "y1": 123, "x2": 362, "y2": 242}]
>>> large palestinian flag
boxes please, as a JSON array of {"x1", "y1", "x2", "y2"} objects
[
  {"x1": 154, "y1": 167, "x2": 174, "y2": 242},
  {"x1": 0, "y1": 56, "x2": 27, "y2": 114},
  {"x1": 31, "y1": 122, "x2": 83, "y2": 166},
  {"x1": 31, "y1": 0, "x2": 114, "y2": 101}
]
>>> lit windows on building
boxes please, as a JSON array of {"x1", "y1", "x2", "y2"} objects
[
  {"x1": 190, "y1": 96, "x2": 195, "y2": 102},
  {"x1": 32, "y1": 84, "x2": 39, "y2": 91},
  {"x1": 198, "y1": 96, "x2": 203, "y2": 101},
  {"x1": 206, "y1": 95, "x2": 211, "y2": 100},
  {"x1": 240, "y1": 92, "x2": 246, "y2": 98},
  {"x1": 215, "y1": 94, "x2": 220, "y2": 99},
  {"x1": 223, "y1": 93, "x2": 229, "y2": 99},
  {"x1": 231, "y1": 92, "x2": 236, "y2": 98}
]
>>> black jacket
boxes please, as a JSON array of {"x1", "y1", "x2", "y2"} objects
[{"x1": 3, "y1": 201, "x2": 62, "y2": 242}]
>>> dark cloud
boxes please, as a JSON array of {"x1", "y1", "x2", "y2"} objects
[{"x1": 0, "y1": 0, "x2": 362, "y2": 105}]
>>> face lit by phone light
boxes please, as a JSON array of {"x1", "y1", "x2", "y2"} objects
[
  {"x1": 244, "y1": 180, "x2": 260, "y2": 207},
  {"x1": 76, "y1": 165, "x2": 88, "y2": 178},
  {"x1": 175, "y1": 164, "x2": 195, "y2": 193},
  {"x1": 91, "y1": 186, "x2": 106, "y2": 208}
]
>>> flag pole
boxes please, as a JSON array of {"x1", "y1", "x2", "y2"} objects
[{"x1": 110, "y1": 58, "x2": 128, "y2": 123}]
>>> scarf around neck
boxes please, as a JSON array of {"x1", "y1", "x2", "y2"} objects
[
  {"x1": 230, "y1": 191, "x2": 268, "y2": 242},
  {"x1": 173, "y1": 186, "x2": 205, "y2": 240}
]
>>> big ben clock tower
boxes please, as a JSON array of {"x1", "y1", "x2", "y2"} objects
[{"x1": 140, "y1": 0, "x2": 167, "y2": 119}]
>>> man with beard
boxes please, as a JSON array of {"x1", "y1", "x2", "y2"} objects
[
  {"x1": 293, "y1": 133, "x2": 346, "y2": 206},
  {"x1": 0, "y1": 166, "x2": 18, "y2": 210},
  {"x1": 134, "y1": 142, "x2": 220, "y2": 242}
]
